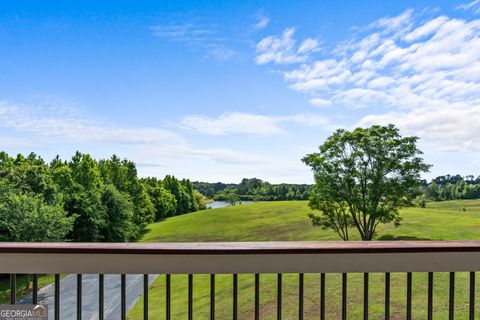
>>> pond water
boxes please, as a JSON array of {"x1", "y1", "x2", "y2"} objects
[{"x1": 206, "y1": 200, "x2": 260, "y2": 209}]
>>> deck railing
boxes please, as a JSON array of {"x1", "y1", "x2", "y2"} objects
[{"x1": 1, "y1": 241, "x2": 480, "y2": 319}]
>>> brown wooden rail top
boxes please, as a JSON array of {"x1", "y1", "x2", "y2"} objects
[{"x1": 1, "y1": 241, "x2": 480, "y2": 255}]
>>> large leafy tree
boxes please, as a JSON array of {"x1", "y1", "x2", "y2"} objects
[
  {"x1": 0, "y1": 150, "x2": 208, "y2": 242},
  {"x1": 0, "y1": 152, "x2": 57, "y2": 203},
  {"x1": 63, "y1": 152, "x2": 106, "y2": 241},
  {"x1": 101, "y1": 184, "x2": 134, "y2": 242},
  {"x1": 99, "y1": 156, "x2": 155, "y2": 237},
  {"x1": 303, "y1": 124, "x2": 431, "y2": 241},
  {"x1": 0, "y1": 186, "x2": 75, "y2": 242},
  {"x1": 163, "y1": 175, "x2": 195, "y2": 214},
  {"x1": 142, "y1": 178, "x2": 177, "y2": 221},
  {"x1": 220, "y1": 188, "x2": 239, "y2": 206}
]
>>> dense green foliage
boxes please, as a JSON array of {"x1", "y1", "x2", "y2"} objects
[
  {"x1": 423, "y1": 174, "x2": 480, "y2": 201},
  {"x1": 193, "y1": 178, "x2": 311, "y2": 201},
  {"x1": 0, "y1": 190, "x2": 75, "y2": 242},
  {"x1": 0, "y1": 151, "x2": 206, "y2": 242},
  {"x1": 303, "y1": 124, "x2": 431, "y2": 240}
]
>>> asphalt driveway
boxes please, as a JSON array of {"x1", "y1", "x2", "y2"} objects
[{"x1": 18, "y1": 274, "x2": 157, "y2": 320}]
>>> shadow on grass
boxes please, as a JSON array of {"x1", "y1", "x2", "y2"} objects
[
  {"x1": 138, "y1": 216, "x2": 176, "y2": 237},
  {"x1": 136, "y1": 226, "x2": 155, "y2": 240},
  {"x1": 377, "y1": 234, "x2": 431, "y2": 240}
]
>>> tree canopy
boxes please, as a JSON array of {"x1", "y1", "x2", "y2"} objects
[
  {"x1": 0, "y1": 187, "x2": 75, "y2": 242},
  {"x1": 193, "y1": 178, "x2": 311, "y2": 201},
  {"x1": 303, "y1": 124, "x2": 431, "y2": 240},
  {"x1": 423, "y1": 175, "x2": 480, "y2": 201},
  {"x1": 0, "y1": 151, "x2": 207, "y2": 242}
]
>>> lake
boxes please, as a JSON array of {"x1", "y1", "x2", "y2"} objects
[{"x1": 206, "y1": 200, "x2": 261, "y2": 209}]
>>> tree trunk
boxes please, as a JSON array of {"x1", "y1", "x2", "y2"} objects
[{"x1": 361, "y1": 232, "x2": 374, "y2": 241}]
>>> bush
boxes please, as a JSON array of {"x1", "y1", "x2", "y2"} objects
[{"x1": 0, "y1": 191, "x2": 75, "y2": 242}]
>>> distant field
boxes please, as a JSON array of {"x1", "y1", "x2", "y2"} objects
[
  {"x1": 129, "y1": 200, "x2": 480, "y2": 319},
  {"x1": 141, "y1": 199, "x2": 480, "y2": 242}
]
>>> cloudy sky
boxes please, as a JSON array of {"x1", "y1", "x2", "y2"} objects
[{"x1": 1, "y1": 0, "x2": 479, "y2": 183}]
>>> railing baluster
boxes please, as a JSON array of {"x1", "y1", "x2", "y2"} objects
[
  {"x1": 166, "y1": 274, "x2": 171, "y2": 320},
  {"x1": 385, "y1": 273, "x2": 390, "y2": 320},
  {"x1": 449, "y1": 272, "x2": 455, "y2": 320},
  {"x1": 10, "y1": 273, "x2": 16, "y2": 304},
  {"x1": 364, "y1": 272, "x2": 369, "y2": 320},
  {"x1": 470, "y1": 272, "x2": 475, "y2": 320},
  {"x1": 232, "y1": 274, "x2": 237, "y2": 320},
  {"x1": 299, "y1": 273, "x2": 304, "y2": 320},
  {"x1": 32, "y1": 274, "x2": 38, "y2": 305},
  {"x1": 55, "y1": 274, "x2": 60, "y2": 320},
  {"x1": 99, "y1": 274, "x2": 104, "y2": 320},
  {"x1": 210, "y1": 274, "x2": 215, "y2": 320},
  {"x1": 406, "y1": 272, "x2": 412, "y2": 320},
  {"x1": 189, "y1": 274, "x2": 194, "y2": 320},
  {"x1": 144, "y1": 274, "x2": 149, "y2": 320},
  {"x1": 428, "y1": 272, "x2": 433, "y2": 320},
  {"x1": 77, "y1": 274, "x2": 82, "y2": 320},
  {"x1": 121, "y1": 274, "x2": 126, "y2": 320},
  {"x1": 342, "y1": 273, "x2": 347, "y2": 320},
  {"x1": 255, "y1": 273, "x2": 260, "y2": 320},
  {"x1": 320, "y1": 273, "x2": 325, "y2": 320},
  {"x1": 277, "y1": 273, "x2": 282, "y2": 320}
]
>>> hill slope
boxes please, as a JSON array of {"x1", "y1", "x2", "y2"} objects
[{"x1": 141, "y1": 199, "x2": 480, "y2": 242}]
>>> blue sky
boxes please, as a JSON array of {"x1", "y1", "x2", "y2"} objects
[{"x1": 1, "y1": 0, "x2": 479, "y2": 183}]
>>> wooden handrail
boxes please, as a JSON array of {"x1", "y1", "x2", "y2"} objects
[
  {"x1": 1, "y1": 240, "x2": 480, "y2": 254},
  {"x1": 1, "y1": 241, "x2": 480, "y2": 274}
]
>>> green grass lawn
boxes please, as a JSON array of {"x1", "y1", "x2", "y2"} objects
[
  {"x1": 140, "y1": 200, "x2": 480, "y2": 242},
  {"x1": 0, "y1": 274, "x2": 57, "y2": 304},
  {"x1": 129, "y1": 200, "x2": 480, "y2": 319}
]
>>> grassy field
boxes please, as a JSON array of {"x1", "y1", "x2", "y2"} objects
[
  {"x1": 141, "y1": 200, "x2": 480, "y2": 242},
  {"x1": 126, "y1": 199, "x2": 480, "y2": 319},
  {"x1": 0, "y1": 274, "x2": 57, "y2": 304}
]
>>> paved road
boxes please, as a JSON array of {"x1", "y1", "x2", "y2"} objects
[{"x1": 18, "y1": 274, "x2": 157, "y2": 319}]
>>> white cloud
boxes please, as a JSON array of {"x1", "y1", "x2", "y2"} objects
[
  {"x1": 283, "y1": 113, "x2": 330, "y2": 127},
  {"x1": 207, "y1": 46, "x2": 236, "y2": 62},
  {"x1": 308, "y1": 98, "x2": 332, "y2": 107},
  {"x1": 298, "y1": 38, "x2": 320, "y2": 54},
  {"x1": 151, "y1": 22, "x2": 235, "y2": 62},
  {"x1": 262, "y1": 9, "x2": 480, "y2": 154},
  {"x1": 151, "y1": 24, "x2": 215, "y2": 40},
  {"x1": 0, "y1": 100, "x2": 269, "y2": 166},
  {"x1": 180, "y1": 112, "x2": 330, "y2": 136},
  {"x1": 357, "y1": 103, "x2": 480, "y2": 152},
  {"x1": 253, "y1": 15, "x2": 270, "y2": 30},
  {"x1": 255, "y1": 28, "x2": 319, "y2": 65},
  {"x1": 140, "y1": 144, "x2": 268, "y2": 165},
  {"x1": 367, "y1": 76, "x2": 395, "y2": 88},
  {"x1": 370, "y1": 8, "x2": 414, "y2": 33},
  {"x1": 0, "y1": 100, "x2": 182, "y2": 145},
  {"x1": 181, "y1": 112, "x2": 284, "y2": 136},
  {"x1": 403, "y1": 16, "x2": 449, "y2": 41},
  {"x1": 457, "y1": 0, "x2": 480, "y2": 14},
  {"x1": 0, "y1": 136, "x2": 34, "y2": 148}
]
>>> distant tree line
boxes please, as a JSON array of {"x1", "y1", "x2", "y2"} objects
[
  {"x1": 193, "y1": 178, "x2": 312, "y2": 201},
  {"x1": 422, "y1": 174, "x2": 480, "y2": 201},
  {"x1": 193, "y1": 175, "x2": 480, "y2": 204},
  {"x1": 0, "y1": 151, "x2": 206, "y2": 242}
]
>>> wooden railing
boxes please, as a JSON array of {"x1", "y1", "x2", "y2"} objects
[{"x1": 1, "y1": 241, "x2": 480, "y2": 319}]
